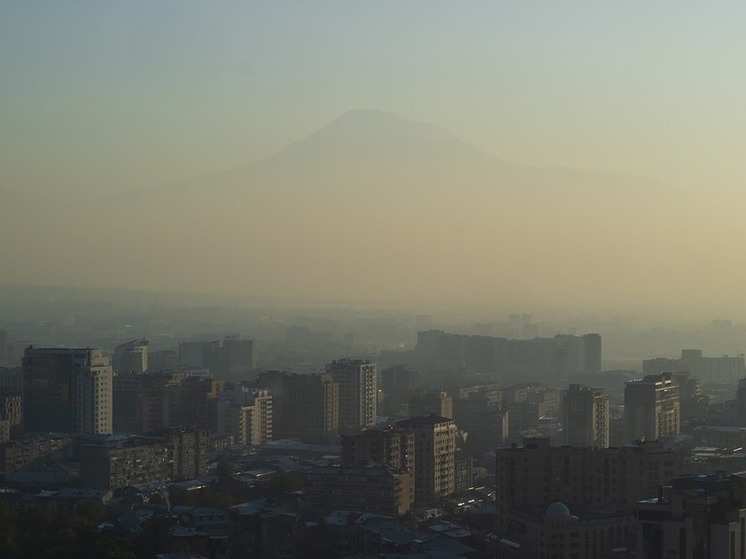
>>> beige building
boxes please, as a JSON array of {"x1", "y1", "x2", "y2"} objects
[
  {"x1": 624, "y1": 372, "x2": 680, "y2": 442},
  {"x1": 409, "y1": 390, "x2": 453, "y2": 419},
  {"x1": 495, "y1": 437, "x2": 682, "y2": 531},
  {"x1": 396, "y1": 415, "x2": 457, "y2": 506},
  {"x1": 226, "y1": 389, "x2": 273, "y2": 446},
  {"x1": 561, "y1": 384, "x2": 609, "y2": 448}
]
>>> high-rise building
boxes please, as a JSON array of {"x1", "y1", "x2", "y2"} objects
[
  {"x1": 327, "y1": 359, "x2": 377, "y2": 432},
  {"x1": 223, "y1": 337, "x2": 257, "y2": 378},
  {"x1": 113, "y1": 339, "x2": 148, "y2": 374},
  {"x1": 624, "y1": 373, "x2": 680, "y2": 442},
  {"x1": 737, "y1": 378, "x2": 746, "y2": 426},
  {"x1": 396, "y1": 415, "x2": 457, "y2": 505},
  {"x1": 23, "y1": 347, "x2": 113, "y2": 434},
  {"x1": 223, "y1": 388, "x2": 273, "y2": 446},
  {"x1": 380, "y1": 366, "x2": 418, "y2": 400},
  {"x1": 256, "y1": 372, "x2": 339, "y2": 442},
  {"x1": 341, "y1": 426, "x2": 415, "y2": 473},
  {"x1": 0, "y1": 330, "x2": 7, "y2": 366},
  {"x1": 561, "y1": 384, "x2": 609, "y2": 448},
  {"x1": 409, "y1": 390, "x2": 453, "y2": 420},
  {"x1": 178, "y1": 337, "x2": 256, "y2": 379},
  {"x1": 178, "y1": 340, "x2": 220, "y2": 369}
]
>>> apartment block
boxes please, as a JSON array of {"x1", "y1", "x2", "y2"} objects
[
  {"x1": 624, "y1": 373, "x2": 680, "y2": 443},
  {"x1": 396, "y1": 415, "x2": 457, "y2": 506},
  {"x1": 495, "y1": 437, "x2": 682, "y2": 531}
]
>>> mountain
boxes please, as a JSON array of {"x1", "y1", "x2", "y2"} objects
[{"x1": 2, "y1": 110, "x2": 699, "y2": 307}]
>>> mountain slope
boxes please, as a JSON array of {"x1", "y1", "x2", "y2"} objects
[{"x1": 2, "y1": 110, "x2": 701, "y2": 306}]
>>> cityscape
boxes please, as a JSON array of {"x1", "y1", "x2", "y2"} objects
[
  {"x1": 3, "y1": 2, "x2": 746, "y2": 558},
  {"x1": 2, "y1": 298, "x2": 746, "y2": 558}
]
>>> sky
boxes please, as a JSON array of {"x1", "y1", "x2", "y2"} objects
[{"x1": 2, "y1": 2, "x2": 746, "y2": 313}]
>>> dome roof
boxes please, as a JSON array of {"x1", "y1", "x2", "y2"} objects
[{"x1": 545, "y1": 501, "x2": 572, "y2": 518}]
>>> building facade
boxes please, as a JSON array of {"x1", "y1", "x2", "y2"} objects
[
  {"x1": 23, "y1": 347, "x2": 113, "y2": 434},
  {"x1": 112, "y1": 339, "x2": 148, "y2": 374},
  {"x1": 409, "y1": 390, "x2": 453, "y2": 420},
  {"x1": 495, "y1": 437, "x2": 682, "y2": 531},
  {"x1": 396, "y1": 415, "x2": 457, "y2": 506},
  {"x1": 624, "y1": 373, "x2": 680, "y2": 443},
  {"x1": 303, "y1": 467, "x2": 414, "y2": 517},
  {"x1": 327, "y1": 359, "x2": 377, "y2": 432},
  {"x1": 561, "y1": 384, "x2": 610, "y2": 448}
]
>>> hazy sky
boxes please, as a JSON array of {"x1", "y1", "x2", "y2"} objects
[
  {"x1": 3, "y1": 2, "x2": 745, "y2": 194},
  {"x1": 2, "y1": 2, "x2": 746, "y2": 312}
]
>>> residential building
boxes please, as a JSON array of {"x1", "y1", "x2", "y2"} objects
[
  {"x1": 223, "y1": 388, "x2": 273, "y2": 446},
  {"x1": 491, "y1": 502, "x2": 635, "y2": 559},
  {"x1": 327, "y1": 359, "x2": 377, "y2": 432},
  {"x1": 303, "y1": 467, "x2": 414, "y2": 517},
  {"x1": 409, "y1": 390, "x2": 453, "y2": 420},
  {"x1": 23, "y1": 347, "x2": 113, "y2": 434},
  {"x1": 416, "y1": 331, "x2": 601, "y2": 378},
  {"x1": 624, "y1": 373, "x2": 680, "y2": 442},
  {"x1": 256, "y1": 371, "x2": 339, "y2": 442},
  {"x1": 494, "y1": 437, "x2": 682, "y2": 531},
  {"x1": 396, "y1": 415, "x2": 457, "y2": 505},
  {"x1": 341, "y1": 426, "x2": 415, "y2": 473},
  {"x1": 561, "y1": 384, "x2": 610, "y2": 448},
  {"x1": 223, "y1": 337, "x2": 257, "y2": 378},
  {"x1": 637, "y1": 471, "x2": 746, "y2": 559},
  {"x1": 112, "y1": 339, "x2": 148, "y2": 374},
  {"x1": 79, "y1": 427, "x2": 209, "y2": 490},
  {"x1": 643, "y1": 349, "x2": 745, "y2": 383}
]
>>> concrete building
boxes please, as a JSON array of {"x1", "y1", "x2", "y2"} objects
[
  {"x1": 113, "y1": 371, "x2": 222, "y2": 434},
  {"x1": 0, "y1": 330, "x2": 7, "y2": 366},
  {"x1": 179, "y1": 338, "x2": 256, "y2": 379},
  {"x1": 416, "y1": 330, "x2": 601, "y2": 379},
  {"x1": 256, "y1": 371, "x2": 339, "y2": 443},
  {"x1": 223, "y1": 388, "x2": 273, "y2": 446},
  {"x1": 624, "y1": 373, "x2": 680, "y2": 443},
  {"x1": 491, "y1": 502, "x2": 635, "y2": 559},
  {"x1": 0, "y1": 435, "x2": 74, "y2": 473},
  {"x1": 341, "y1": 426, "x2": 415, "y2": 473},
  {"x1": 643, "y1": 349, "x2": 746, "y2": 383},
  {"x1": 327, "y1": 359, "x2": 377, "y2": 432},
  {"x1": 23, "y1": 347, "x2": 113, "y2": 434},
  {"x1": 303, "y1": 467, "x2": 414, "y2": 517},
  {"x1": 223, "y1": 337, "x2": 257, "y2": 378},
  {"x1": 737, "y1": 378, "x2": 746, "y2": 426},
  {"x1": 79, "y1": 427, "x2": 209, "y2": 490},
  {"x1": 409, "y1": 390, "x2": 453, "y2": 420},
  {"x1": 396, "y1": 415, "x2": 457, "y2": 506},
  {"x1": 380, "y1": 366, "x2": 419, "y2": 402},
  {"x1": 112, "y1": 339, "x2": 148, "y2": 374},
  {"x1": 561, "y1": 384, "x2": 610, "y2": 448},
  {"x1": 495, "y1": 437, "x2": 682, "y2": 531},
  {"x1": 637, "y1": 471, "x2": 746, "y2": 559}
]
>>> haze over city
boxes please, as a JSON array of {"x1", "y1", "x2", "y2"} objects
[
  {"x1": 8, "y1": 4, "x2": 746, "y2": 558},
  {"x1": 2, "y1": 2, "x2": 746, "y2": 316}
]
